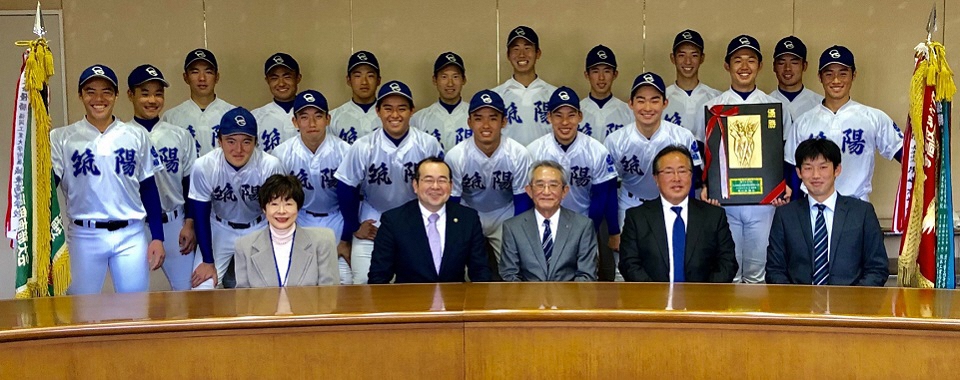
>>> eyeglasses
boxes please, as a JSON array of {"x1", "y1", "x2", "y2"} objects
[
  {"x1": 418, "y1": 177, "x2": 450, "y2": 186},
  {"x1": 656, "y1": 168, "x2": 692, "y2": 177},
  {"x1": 531, "y1": 182, "x2": 564, "y2": 192}
]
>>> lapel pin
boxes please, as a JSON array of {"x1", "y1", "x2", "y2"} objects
[{"x1": 453, "y1": 218, "x2": 458, "y2": 223}]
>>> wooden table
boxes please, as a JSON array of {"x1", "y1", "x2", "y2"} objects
[{"x1": 1, "y1": 283, "x2": 958, "y2": 379}]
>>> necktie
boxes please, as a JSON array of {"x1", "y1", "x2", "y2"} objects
[
  {"x1": 427, "y1": 213, "x2": 442, "y2": 274},
  {"x1": 671, "y1": 206, "x2": 685, "y2": 282},
  {"x1": 813, "y1": 204, "x2": 829, "y2": 285},
  {"x1": 542, "y1": 219, "x2": 553, "y2": 263}
]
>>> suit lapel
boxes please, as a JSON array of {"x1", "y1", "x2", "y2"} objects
[
  {"x1": 285, "y1": 230, "x2": 314, "y2": 286},
  {"x1": 798, "y1": 197, "x2": 815, "y2": 256},
  {"x1": 522, "y1": 211, "x2": 549, "y2": 272},
  {"x1": 412, "y1": 203, "x2": 440, "y2": 279},
  {"x1": 438, "y1": 205, "x2": 460, "y2": 277},
  {"x1": 829, "y1": 196, "x2": 848, "y2": 272},
  {"x1": 683, "y1": 200, "x2": 704, "y2": 267},
  {"x1": 649, "y1": 199, "x2": 670, "y2": 269},
  {"x1": 549, "y1": 209, "x2": 574, "y2": 277},
  {"x1": 250, "y1": 229, "x2": 280, "y2": 287}
]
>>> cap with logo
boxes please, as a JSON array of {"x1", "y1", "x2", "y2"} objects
[
  {"x1": 347, "y1": 51, "x2": 380, "y2": 75},
  {"x1": 673, "y1": 29, "x2": 704, "y2": 51},
  {"x1": 433, "y1": 52, "x2": 465, "y2": 75},
  {"x1": 127, "y1": 64, "x2": 169, "y2": 89},
  {"x1": 468, "y1": 89, "x2": 505, "y2": 114},
  {"x1": 631, "y1": 72, "x2": 667, "y2": 97},
  {"x1": 79, "y1": 64, "x2": 119, "y2": 90},
  {"x1": 184, "y1": 48, "x2": 218, "y2": 71},
  {"x1": 585, "y1": 45, "x2": 617, "y2": 70},
  {"x1": 376, "y1": 80, "x2": 414, "y2": 107},
  {"x1": 218, "y1": 107, "x2": 258, "y2": 137},
  {"x1": 774, "y1": 36, "x2": 807, "y2": 60},
  {"x1": 548, "y1": 86, "x2": 581, "y2": 113},
  {"x1": 264, "y1": 52, "x2": 300, "y2": 76},
  {"x1": 507, "y1": 26, "x2": 539, "y2": 48},
  {"x1": 293, "y1": 90, "x2": 329, "y2": 114},
  {"x1": 818, "y1": 45, "x2": 856, "y2": 72},
  {"x1": 725, "y1": 35, "x2": 763, "y2": 62}
]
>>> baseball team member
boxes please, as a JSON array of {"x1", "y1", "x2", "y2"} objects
[
  {"x1": 769, "y1": 36, "x2": 824, "y2": 121},
  {"x1": 697, "y1": 35, "x2": 792, "y2": 284},
  {"x1": 579, "y1": 45, "x2": 633, "y2": 143},
  {"x1": 493, "y1": 26, "x2": 558, "y2": 146},
  {"x1": 527, "y1": 87, "x2": 619, "y2": 244},
  {"x1": 662, "y1": 29, "x2": 721, "y2": 143},
  {"x1": 328, "y1": 51, "x2": 383, "y2": 144},
  {"x1": 188, "y1": 107, "x2": 285, "y2": 288},
  {"x1": 252, "y1": 52, "x2": 302, "y2": 153},
  {"x1": 785, "y1": 45, "x2": 903, "y2": 201},
  {"x1": 52, "y1": 64, "x2": 165, "y2": 294},
  {"x1": 126, "y1": 64, "x2": 198, "y2": 291},
  {"x1": 446, "y1": 89, "x2": 533, "y2": 266},
  {"x1": 335, "y1": 81, "x2": 443, "y2": 284},
  {"x1": 272, "y1": 89, "x2": 354, "y2": 284},
  {"x1": 411, "y1": 52, "x2": 472, "y2": 150},
  {"x1": 163, "y1": 48, "x2": 236, "y2": 157}
]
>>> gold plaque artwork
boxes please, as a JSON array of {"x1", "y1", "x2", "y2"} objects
[{"x1": 727, "y1": 115, "x2": 763, "y2": 169}]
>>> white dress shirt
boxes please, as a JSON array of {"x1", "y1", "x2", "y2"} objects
[
  {"x1": 419, "y1": 202, "x2": 447, "y2": 254},
  {"x1": 808, "y1": 191, "x2": 837, "y2": 260},
  {"x1": 661, "y1": 196, "x2": 689, "y2": 283},
  {"x1": 534, "y1": 208, "x2": 561, "y2": 245}
]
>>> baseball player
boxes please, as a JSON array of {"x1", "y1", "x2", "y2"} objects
[
  {"x1": 785, "y1": 45, "x2": 903, "y2": 201},
  {"x1": 126, "y1": 64, "x2": 198, "y2": 291},
  {"x1": 252, "y1": 52, "x2": 302, "y2": 153},
  {"x1": 51, "y1": 64, "x2": 165, "y2": 294},
  {"x1": 328, "y1": 51, "x2": 383, "y2": 144},
  {"x1": 188, "y1": 107, "x2": 285, "y2": 288},
  {"x1": 662, "y1": 29, "x2": 721, "y2": 144},
  {"x1": 446, "y1": 89, "x2": 533, "y2": 267},
  {"x1": 527, "y1": 86, "x2": 619, "y2": 245},
  {"x1": 272, "y1": 89, "x2": 354, "y2": 284},
  {"x1": 411, "y1": 52, "x2": 472, "y2": 150},
  {"x1": 493, "y1": 26, "x2": 558, "y2": 146},
  {"x1": 769, "y1": 36, "x2": 824, "y2": 121},
  {"x1": 163, "y1": 48, "x2": 236, "y2": 157},
  {"x1": 334, "y1": 81, "x2": 443, "y2": 284},
  {"x1": 580, "y1": 45, "x2": 633, "y2": 143},
  {"x1": 697, "y1": 35, "x2": 792, "y2": 284}
]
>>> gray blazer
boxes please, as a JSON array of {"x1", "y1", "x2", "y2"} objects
[
  {"x1": 234, "y1": 226, "x2": 340, "y2": 288},
  {"x1": 499, "y1": 207, "x2": 598, "y2": 281}
]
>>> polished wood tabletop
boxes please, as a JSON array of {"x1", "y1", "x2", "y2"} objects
[{"x1": 1, "y1": 283, "x2": 958, "y2": 342}]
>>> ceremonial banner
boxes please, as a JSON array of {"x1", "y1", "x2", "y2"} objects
[{"x1": 703, "y1": 103, "x2": 786, "y2": 205}]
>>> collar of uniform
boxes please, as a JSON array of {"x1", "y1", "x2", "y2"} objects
[
  {"x1": 190, "y1": 96, "x2": 223, "y2": 112},
  {"x1": 296, "y1": 132, "x2": 330, "y2": 156},
  {"x1": 219, "y1": 147, "x2": 261, "y2": 171},
  {"x1": 469, "y1": 135, "x2": 505, "y2": 158},
  {"x1": 724, "y1": 87, "x2": 761, "y2": 101},
  {"x1": 807, "y1": 190, "x2": 838, "y2": 213},
  {"x1": 81, "y1": 115, "x2": 120, "y2": 132},
  {"x1": 506, "y1": 75, "x2": 545, "y2": 89},
  {"x1": 630, "y1": 120, "x2": 665, "y2": 141},
  {"x1": 818, "y1": 97, "x2": 859, "y2": 114}
]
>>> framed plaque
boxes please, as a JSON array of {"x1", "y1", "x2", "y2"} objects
[{"x1": 703, "y1": 103, "x2": 786, "y2": 205}]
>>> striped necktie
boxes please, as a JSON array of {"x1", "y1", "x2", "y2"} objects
[
  {"x1": 542, "y1": 219, "x2": 553, "y2": 263},
  {"x1": 813, "y1": 204, "x2": 829, "y2": 285}
]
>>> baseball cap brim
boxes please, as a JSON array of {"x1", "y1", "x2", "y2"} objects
[
  {"x1": 377, "y1": 92, "x2": 414, "y2": 107},
  {"x1": 469, "y1": 104, "x2": 503, "y2": 114},
  {"x1": 130, "y1": 77, "x2": 170, "y2": 88},
  {"x1": 348, "y1": 61, "x2": 379, "y2": 73},
  {"x1": 185, "y1": 57, "x2": 217, "y2": 70},
  {"x1": 80, "y1": 74, "x2": 118, "y2": 89},
  {"x1": 818, "y1": 61, "x2": 854, "y2": 71},
  {"x1": 265, "y1": 62, "x2": 297, "y2": 75},
  {"x1": 507, "y1": 35, "x2": 536, "y2": 46},
  {"x1": 673, "y1": 40, "x2": 703, "y2": 50},
  {"x1": 726, "y1": 45, "x2": 762, "y2": 60},
  {"x1": 294, "y1": 104, "x2": 327, "y2": 114}
]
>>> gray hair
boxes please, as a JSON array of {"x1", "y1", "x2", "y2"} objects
[{"x1": 528, "y1": 160, "x2": 568, "y2": 187}]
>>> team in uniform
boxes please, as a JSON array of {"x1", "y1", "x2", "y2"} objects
[
  {"x1": 328, "y1": 51, "x2": 383, "y2": 144},
  {"x1": 162, "y1": 49, "x2": 236, "y2": 157},
  {"x1": 252, "y1": 53, "x2": 302, "y2": 153},
  {"x1": 768, "y1": 36, "x2": 824, "y2": 122},
  {"x1": 662, "y1": 30, "x2": 721, "y2": 143},
  {"x1": 494, "y1": 26, "x2": 558, "y2": 146},
  {"x1": 411, "y1": 52, "x2": 472, "y2": 150},
  {"x1": 579, "y1": 45, "x2": 633, "y2": 143}
]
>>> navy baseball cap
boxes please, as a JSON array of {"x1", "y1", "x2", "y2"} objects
[
  {"x1": 673, "y1": 29, "x2": 704, "y2": 51},
  {"x1": 127, "y1": 64, "x2": 169, "y2": 89},
  {"x1": 264, "y1": 52, "x2": 300, "y2": 75},
  {"x1": 548, "y1": 87, "x2": 581, "y2": 113},
  {"x1": 218, "y1": 107, "x2": 257, "y2": 137},
  {"x1": 631, "y1": 72, "x2": 667, "y2": 97},
  {"x1": 774, "y1": 36, "x2": 807, "y2": 60},
  {"x1": 468, "y1": 90, "x2": 505, "y2": 114},
  {"x1": 585, "y1": 45, "x2": 617, "y2": 70},
  {"x1": 184, "y1": 48, "x2": 218, "y2": 71},
  {"x1": 726, "y1": 35, "x2": 763, "y2": 62},
  {"x1": 818, "y1": 45, "x2": 856, "y2": 72},
  {"x1": 507, "y1": 26, "x2": 539, "y2": 48},
  {"x1": 293, "y1": 90, "x2": 329, "y2": 114},
  {"x1": 79, "y1": 64, "x2": 119, "y2": 90},
  {"x1": 376, "y1": 80, "x2": 414, "y2": 107},
  {"x1": 347, "y1": 51, "x2": 380, "y2": 74},
  {"x1": 433, "y1": 52, "x2": 465, "y2": 74}
]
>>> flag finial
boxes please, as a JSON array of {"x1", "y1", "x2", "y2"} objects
[
  {"x1": 32, "y1": 2, "x2": 45, "y2": 38},
  {"x1": 926, "y1": 3, "x2": 937, "y2": 42}
]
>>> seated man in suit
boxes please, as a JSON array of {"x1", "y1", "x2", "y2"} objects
[
  {"x1": 766, "y1": 138, "x2": 888, "y2": 286},
  {"x1": 619, "y1": 145, "x2": 738, "y2": 282},
  {"x1": 500, "y1": 160, "x2": 598, "y2": 281},
  {"x1": 368, "y1": 157, "x2": 492, "y2": 283}
]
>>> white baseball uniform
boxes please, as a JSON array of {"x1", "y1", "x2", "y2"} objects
[
  {"x1": 579, "y1": 95, "x2": 633, "y2": 143},
  {"x1": 662, "y1": 82, "x2": 722, "y2": 141},
  {"x1": 51, "y1": 118, "x2": 160, "y2": 294},
  {"x1": 527, "y1": 132, "x2": 618, "y2": 214},
  {"x1": 328, "y1": 101, "x2": 382, "y2": 144},
  {"x1": 769, "y1": 87, "x2": 824, "y2": 124},
  {"x1": 493, "y1": 77, "x2": 558, "y2": 146},
  {"x1": 334, "y1": 129, "x2": 443, "y2": 283},
  {"x1": 162, "y1": 97, "x2": 236, "y2": 157},
  {"x1": 252, "y1": 101, "x2": 298, "y2": 153},
  {"x1": 785, "y1": 99, "x2": 903, "y2": 201},
  {"x1": 411, "y1": 100, "x2": 472, "y2": 151}
]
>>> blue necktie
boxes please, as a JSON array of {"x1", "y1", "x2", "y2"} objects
[
  {"x1": 671, "y1": 206, "x2": 685, "y2": 282},
  {"x1": 542, "y1": 219, "x2": 553, "y2": 263},
  {"x1": 813, "y1": 204, "x2": 829, "y2": 285}
]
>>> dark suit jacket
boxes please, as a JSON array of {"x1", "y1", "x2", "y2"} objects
[
  {"x1": 368, "y1": 200, "x2": 492, "y2": 283},
  {"x1": 619, "y1": 197, "x2": 738, "y2": 282},
  {"x1": 766, "y1": 194, "x2": 888, "y2": 286}
]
